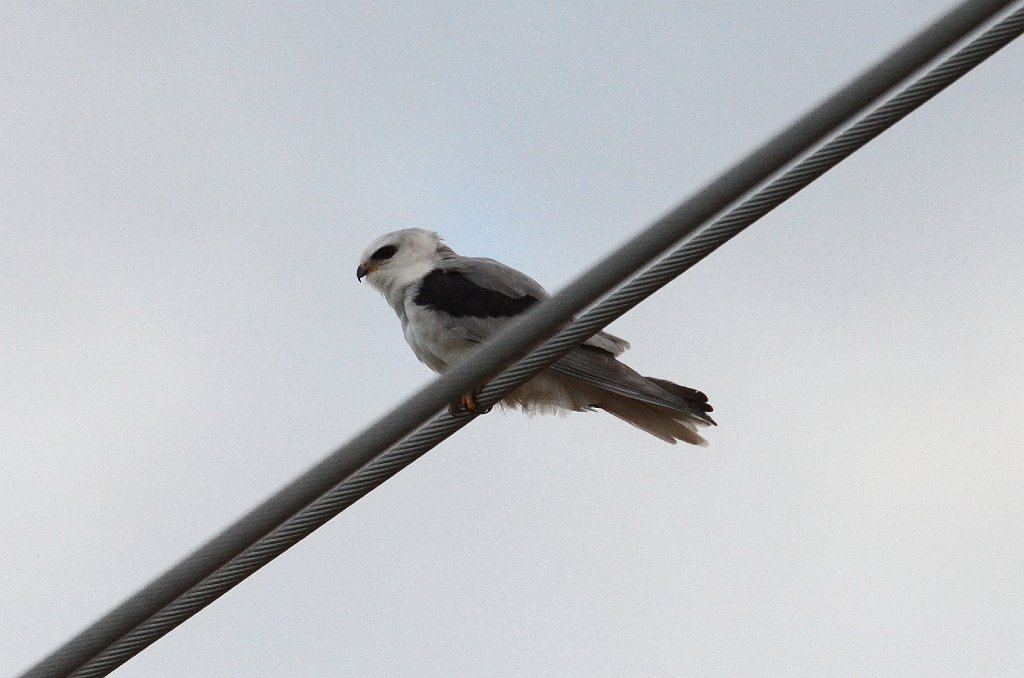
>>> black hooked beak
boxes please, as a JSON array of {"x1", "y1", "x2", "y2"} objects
[{"x1": 356, "y1": 263, "x2": 369, "y2": 282}]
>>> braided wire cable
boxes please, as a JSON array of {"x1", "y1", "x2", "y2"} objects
[
  {"x1": 485, "y1": 2, "x2": 1024, "y2": 386},
  {"x1": 22, "y1": 2, "x2": 1021, "y2": 676},
  {"x1": 75, "y1": 7, "x2": 1024, "y2": 676}
]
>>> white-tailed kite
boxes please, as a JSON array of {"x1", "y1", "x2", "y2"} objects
[{"x1": 357, "y1": 228, "x2": 715, "y2": 445}]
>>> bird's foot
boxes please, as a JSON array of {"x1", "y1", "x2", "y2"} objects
[{"x1": 448, "y1": 389, "x2": 492, "y2": 416}]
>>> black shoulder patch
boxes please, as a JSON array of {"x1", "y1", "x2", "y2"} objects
[{"x1": 414, "y1": 269, "x2": 539, "y2": 318}]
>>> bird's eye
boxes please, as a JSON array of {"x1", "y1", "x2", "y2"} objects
[{"x1": 372, "y1": 245, "x2": 397, "y2": 260}]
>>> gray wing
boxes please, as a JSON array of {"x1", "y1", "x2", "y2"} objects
[
  {"x1": 423, "y1": 255, "x2": 548, "y2": 344},
  {"x1": 549, "y1": 346, "x2": 716, "y2": 425},
  {"x1": 433, "y1": 254, "x2": 630, "y2": 355},
  {"x1": 436, "y1": 255, "x2": 550, "y2": 301}
]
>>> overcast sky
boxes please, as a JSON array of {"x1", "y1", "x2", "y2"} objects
[{"x1": 3, "y1": 2, "x2": 1022, "y2": 676}]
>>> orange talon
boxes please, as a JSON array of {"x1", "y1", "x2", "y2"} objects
[{"x1": 447, "y1": 389, "x2": 493, "y2": 417}]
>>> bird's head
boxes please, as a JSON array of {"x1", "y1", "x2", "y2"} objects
[{"x1": 357, "y1": 228, "x2": 450, "y2": 296}]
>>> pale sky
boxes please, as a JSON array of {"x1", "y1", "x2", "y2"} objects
[{"x1": 3, "y1": 2, "x2": 1022, "y2": 676}]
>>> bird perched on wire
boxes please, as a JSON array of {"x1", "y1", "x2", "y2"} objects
[{"x1": 356, "y1": 228, "x2": 715, "y2": 445}]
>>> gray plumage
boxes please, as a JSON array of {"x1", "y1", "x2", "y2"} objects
[{"x1": 357, "y1": 228, "x2": 715, "y2": 445}]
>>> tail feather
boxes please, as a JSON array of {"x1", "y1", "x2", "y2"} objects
[
  {"x1": 504, "y1": 369, "x2": 715, "y2": 446},
  {"x1": 598, "y1": 394, "x2": 709, "y2": 446},
  {"x1": 549, "y1": 348, "x2": 716, "y2": 432},
  {"x1": 645, "y1": 377, "x2": 716, "y2": 426}
]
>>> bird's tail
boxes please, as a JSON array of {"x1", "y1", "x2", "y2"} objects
[
  {"x1": 599, "y1": 392, "x2": 711, "y2": 446},
  {"x1": 511, "y1": 354, "x2": 716, "y2": 445}
]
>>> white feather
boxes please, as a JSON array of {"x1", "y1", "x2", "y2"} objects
[{"x1": 358, "y1": 228, "x2": 715, "y2": 445}]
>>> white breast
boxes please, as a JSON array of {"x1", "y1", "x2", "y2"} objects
[{"x1": 401, "y1": 301, "x2": 479, "y2": 373}]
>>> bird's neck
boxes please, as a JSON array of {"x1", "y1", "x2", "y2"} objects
[{"x1": 370, "y1": 259, "x2": 435, "y2": 317}]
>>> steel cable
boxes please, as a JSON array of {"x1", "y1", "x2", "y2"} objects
[{"x1": 22, "y1": 1, "x2": 1022, "y2": 676}]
